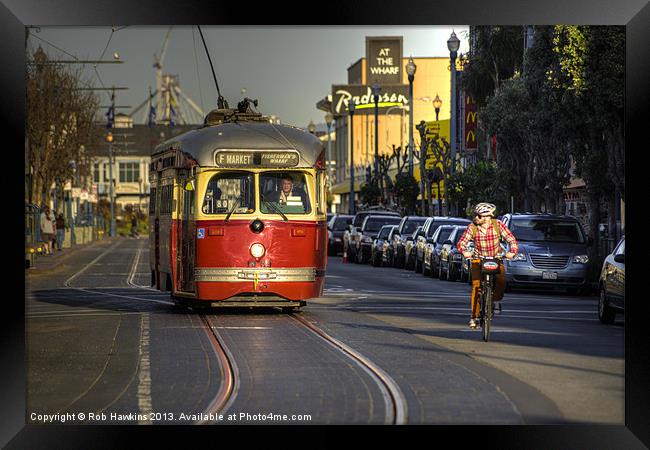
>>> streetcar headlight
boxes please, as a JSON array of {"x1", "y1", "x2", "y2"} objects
[
  {"x1": 250, "y1": 243, "x2": 266, "y2": 258},
  {"x1": 573, "y1": 254, "x2": 589, "y2": 264}
]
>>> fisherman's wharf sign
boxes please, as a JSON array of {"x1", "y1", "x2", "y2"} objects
[{"x1": 332, "y1": 85, "x2": 410, "y2": 115}]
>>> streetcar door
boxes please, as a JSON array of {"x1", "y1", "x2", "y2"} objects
[{"x1": 176, "y1": 174, "x2": 196, "y2": 293}]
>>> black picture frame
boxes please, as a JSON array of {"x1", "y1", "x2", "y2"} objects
[{"x1": 7, "y1": 0, "x2": 647, "y2": 447}]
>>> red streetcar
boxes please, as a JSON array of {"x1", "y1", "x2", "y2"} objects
[{"x1": 149, "y1": 109, "x2": 328, "y2": 311}]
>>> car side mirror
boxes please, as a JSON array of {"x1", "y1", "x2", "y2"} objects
[{"x1": 614, "y1": 254, "x2": 625, "y2": 264}]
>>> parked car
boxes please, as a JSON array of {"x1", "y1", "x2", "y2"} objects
[
  {"x1": 343, "y1": 209, "x2": 401, "y2": 262},
  {"x1": 499, "y1": 213, "x2": 593, "y2": 293},
  {"x1": 355, "y1": 215, "x2": 403, "y2": 264},
  {"x1": 327, "y1": 213, "x2": 334, "y2": 223},
  {"x1": 438, "y1": 226, "x2": 466, "y2": 281},
  {"x1": 598, "y1": 236, "x2": 624, "y2": 324},
  {"x1": 382, "y1": 226, "x2": 402, "y2": 267},
  {"x1": 414, "y1": 216, "x2": 471, "y2": 273},
  {"x1": 404, "y1": 226, "x2": 423, "y2": 270},
  {"x1": 391, "y1": 216, "x2": 428, "y2": 268},
  {"x1": 327, "y1": 214, "x2": 353, "y2": 256},
  {"x1": 423, "y1": 225, "x2": 458, "y2": 277},
  {"x1": 371, "y1": 225, "x2": 397, "y2": 267}
]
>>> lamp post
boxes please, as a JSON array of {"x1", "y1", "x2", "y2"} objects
[
  {"x1": 325, "y1": 112, "x2": 334, "y2": 192},
  {"x1": 448, "y1": 31, "x2": 460, "y2": 184},
  {"x1": 416, "y1": 121, "x2": 428, "y2": 216},
  {"x1": 371, "y1": 82, "x2": 381, "y2": 183},
  {"x1": 405, "y1": 57, "x2": 417, "y2": 177},
  {"x1": 307, "y1": 120, "x2": 316, "y2": 135},
  {"x1": 348, "y1": 101, "x2": 356, "y2": 215},
  {"x1": 433, "y1": 94, "x2": 442, "y2": 121},
  {"x1": 106, "y1": 132, "x2": 116, "y2": 237}
]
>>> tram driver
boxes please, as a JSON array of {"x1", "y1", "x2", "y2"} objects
[{"x1": 265, "y1": 173, "x2": 310, "y2": 212}]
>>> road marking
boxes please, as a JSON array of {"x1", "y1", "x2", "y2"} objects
[
  {"x1": 137, "y1": 313, "x2": 153, "y2": 424},
  {"x1": 213, "y1": 326, "x2": 272, "y2": 330},
  {"x1": 64, "y1": 241, "x2": 122, "y2": 287}
]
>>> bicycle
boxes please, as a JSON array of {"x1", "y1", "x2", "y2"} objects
[{"x1": 475, "y1": 254, "x2": 503, "y2": 342}]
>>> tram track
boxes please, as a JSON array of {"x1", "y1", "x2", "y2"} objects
[
  {"x1": 57, "y1": 237, "x2": 409, "y2": 424},
  {"x1": 289, "y1": 313, "x2": 408, "y2": 425}
]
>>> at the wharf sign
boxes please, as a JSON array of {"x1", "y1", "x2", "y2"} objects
[
  {"x1": 366, "y1": 36, "x2": 403, "y2": 85},
  {"x1": 332, "y1": 85, "x2": 409, "y2": 115}
]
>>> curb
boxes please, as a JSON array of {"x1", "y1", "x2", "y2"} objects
[{"x1": 26, "y1": 236, "x2": 121, "y2": 274}]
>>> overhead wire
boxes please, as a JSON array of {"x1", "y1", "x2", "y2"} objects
[{"x1": 192, "y1": 26, "x2": 206, "y2": 118}]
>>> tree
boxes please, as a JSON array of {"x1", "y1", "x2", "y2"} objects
[
  {"x1": 460, "y1": 26, "x2": 525, "y2": 105},
  {"x1": 26, "y1": 47, "x2": 100, "y2": 207},
  {"x1": 393, "y1": 173, "x2": 419, "y2": 216}
]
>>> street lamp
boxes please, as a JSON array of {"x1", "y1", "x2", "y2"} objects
[
  {"x1": 106, "y1": 131, "x2": 116, "y2": 237},
  {"x1": 448, "y1": 31, "x2": 460, "y2": 184},
  {"x1": 307, "y1": 120, "x2": 316, "y2": 134},
  {"x1": 325, "y1": 112, "x2": 334, "y2": 194},
  {"x1": 348, "y1": 101, "x2": 356, "y2": 215},
  {"x1": 371, "y1": 82, "x2": 381, "y2": 183},
  {"x1": 433, "y1": 94, "x2": 442, "y2": 121},
  {"x1": 405, "y1": 57, "x2": 417, "y2": 177}
]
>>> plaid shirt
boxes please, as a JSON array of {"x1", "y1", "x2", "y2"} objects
[{"x1": 456, "y1": 219, "x2": 519, "y2": 257}]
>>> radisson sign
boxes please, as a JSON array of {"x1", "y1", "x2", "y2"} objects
[{"x1": 332, "y1": 85, "x2": 410, "y2": 115}]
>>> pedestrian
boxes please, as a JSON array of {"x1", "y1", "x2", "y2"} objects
[
  {"x1": 131, "y1": 215, "x2": 139, "y2": 238},
  {"x1": 55, "y1": 213, "x2": 65, "y2": 251},
  {"x1": 39, "y1": 205, "x2": 55, "y2": 255}
]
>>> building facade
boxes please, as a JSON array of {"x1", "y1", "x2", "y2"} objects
[{"x1": 316, "y1": 36, "x2": 459, "y2": 214}]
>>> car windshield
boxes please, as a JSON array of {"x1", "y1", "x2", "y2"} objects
[
  {"x1": 427, "y1": 220, "x2": 468, "y2": 237},
  {"x1": 510, "y1": 219, "x2": 585, "y2": 243},
  {"x1": 378, "y1": 226, "x2": 392, "y2": 239},
  {"x1": 202, "y1": 171, "x2": 255, "y2": 214},
  {"x1": 452, "y1": 230, "x2": 463, "y2": 244},
  {"x1": 403, "y1": 219, "x2": 426, "y2": 235},
  {"x1": 260, "y1": 171, "x2": 311, "y2": 214},
  {"x1": 333, "y1": 217, "x2": 350, "y2": 231},
  {"x1": 436, "y1": 228, "x2": 453, "y2": 244},
  {"x1": 363, "y1": 217, "x2": 401, "y2": 233}
]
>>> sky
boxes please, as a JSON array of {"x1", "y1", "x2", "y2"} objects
[{"x1": 27, "y1": 26, "x2": 470, "y2": 130}]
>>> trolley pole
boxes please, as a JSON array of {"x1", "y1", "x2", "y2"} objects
[{"x1": 349, "y1": 101, "x2": 356, "y2": 215}]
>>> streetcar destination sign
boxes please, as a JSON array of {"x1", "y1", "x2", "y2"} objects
[{"x1": 214, "y1": 150, "x2": 300, "y2": 168}]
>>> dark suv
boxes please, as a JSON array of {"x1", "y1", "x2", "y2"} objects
[
  {"x1": 414, "y1": 216, "x2": 471, "y2": 273},
  {"x1": 500, "y1": 213, "x2": 593, "y2": 293},
  {"x1": 327, "y1": 214, "x2": 353, "y2": 256}
]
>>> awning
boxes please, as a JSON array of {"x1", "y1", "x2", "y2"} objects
[{"x1": 331, "y1": 180, "x2": 363, "y2": 195}]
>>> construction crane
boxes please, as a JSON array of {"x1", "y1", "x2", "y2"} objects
[{"x1": 130, "y1": 27, "x2": 205, "y2": 125}]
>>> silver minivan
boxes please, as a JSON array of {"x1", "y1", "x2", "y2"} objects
[{"x1": 500, "y1": 213, "x2": 593, "y2": 294}]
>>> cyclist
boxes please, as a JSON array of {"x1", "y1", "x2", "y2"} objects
[{"x1": 456, "y1": 203, "x2": 519, "y2": 329}]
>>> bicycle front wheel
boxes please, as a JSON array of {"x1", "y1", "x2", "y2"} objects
[{"x1": 483, "y1": 284, "x2": 493, "y2": 342}]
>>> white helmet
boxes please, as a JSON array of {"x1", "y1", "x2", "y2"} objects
[{"x1": 473, "y1": 202, "x2": 497, "y2": 217}]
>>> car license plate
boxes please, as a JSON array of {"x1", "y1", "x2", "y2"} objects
[{"x1": 542, "y1": 271, "x2": 558, "y2": 280}]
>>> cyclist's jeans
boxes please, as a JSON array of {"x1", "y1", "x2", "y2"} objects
[{"x1": 470, "y1": 260, "x2": 506, "y2": 318}]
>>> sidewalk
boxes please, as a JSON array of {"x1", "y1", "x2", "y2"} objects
[{"x1": 25, "y1": 236, "x2": 121, "y2": 275}]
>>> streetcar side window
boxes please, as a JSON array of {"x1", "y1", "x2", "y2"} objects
[
  {"x1": 202, "y1": 172, "x2": 255, "y2": 215},
  {"x1": 259, "y1": 172, "x2": 312, "y2": 215},
  {"x1": 149, "y1": 188, "x2": 156, "y2": 215}
]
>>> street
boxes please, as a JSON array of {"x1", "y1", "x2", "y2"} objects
[{"x1": 25, "y1": 237, "x2": 624, "y2": 425}]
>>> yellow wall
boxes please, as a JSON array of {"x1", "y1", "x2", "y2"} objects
[{"x1": 348, "y1": 57, "x2": 452, "y2": 169}]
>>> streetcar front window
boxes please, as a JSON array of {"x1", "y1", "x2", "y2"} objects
[
  {"x1": 202, "y1": 171, "x2": 255, "y2": 215},
  {"x1": 259, "y1": 171, "x2": 312, "y2": 215}
]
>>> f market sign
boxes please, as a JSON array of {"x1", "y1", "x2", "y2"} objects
[{"x1": 332, "y1": 84, "x2": 410, "y2": 115}]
